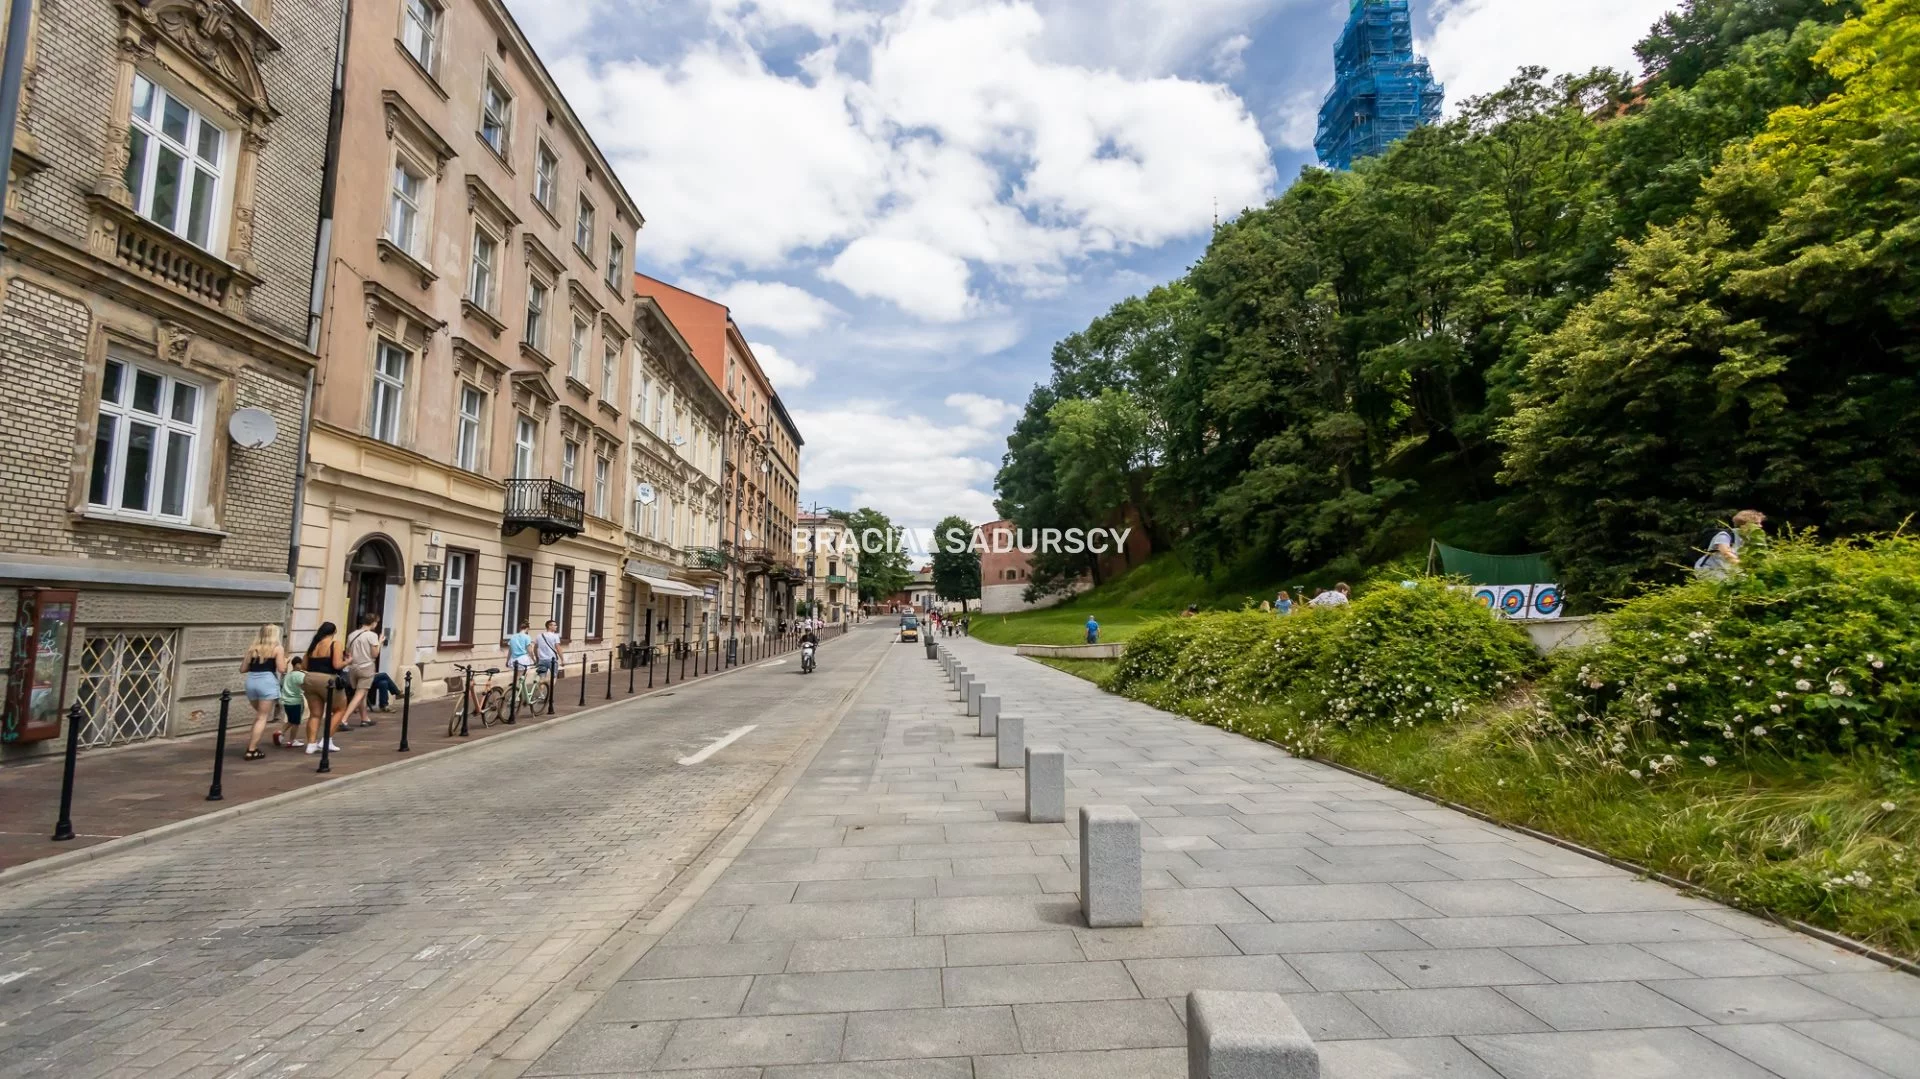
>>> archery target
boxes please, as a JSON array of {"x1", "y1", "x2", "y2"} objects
[
  {"x1": 1497, "y1": 585, "x2": 1533, "y2": 617},
  {"x1": 1531, "y1": 584, "x2": 1563, "y2": 619},
  {"x1": 1472, "y1": 587, "x2": 1497, "y2": 610}
]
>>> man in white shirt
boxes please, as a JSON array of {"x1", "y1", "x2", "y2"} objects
[
  {"x1": 1695, "y1": 509, "x2": 1766, "y2": 578},
  {"x1": 1309, "y1": 583, "x2": 1351, "y2": 607},
  {"x1": 534, "y1": 619, "x2": 564, "y2": 678}
]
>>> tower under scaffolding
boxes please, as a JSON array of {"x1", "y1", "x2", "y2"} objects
[{"x1": 1314, "y1": 0, "x2": 1445, "y2": 170}]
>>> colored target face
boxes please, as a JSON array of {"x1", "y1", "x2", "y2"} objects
[
  {"x1": 1499, "y1": 587, "x2": 1528, "y2": 614},
  {"x1": 1533, "y1": 586, "x2": 1562, "y2": 615},
  {"x1": 1473, "y1": 588, "x2": 1497, "y2": 609}
]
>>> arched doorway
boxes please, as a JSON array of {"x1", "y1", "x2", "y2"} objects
[{"x1": 345, "y1": 537, "x2": 402, "y2": 662}]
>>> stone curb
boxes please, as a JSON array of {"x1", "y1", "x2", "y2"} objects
[{"x1": 0, "y1": 635, "x2": 848, "y2": 892}]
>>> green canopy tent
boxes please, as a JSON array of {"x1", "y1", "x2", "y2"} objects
[{"x1": 1427, "y1": 541, "x2": 1554, "y2": 586}]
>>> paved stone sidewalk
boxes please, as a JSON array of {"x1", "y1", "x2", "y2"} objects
[{"x1": 529, "y1": 635, "x2": 1920, "y2": 1078}]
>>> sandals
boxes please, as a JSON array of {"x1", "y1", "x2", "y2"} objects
[{"x1": 244, "y1": 748, "x2": 265, "y2": 760}]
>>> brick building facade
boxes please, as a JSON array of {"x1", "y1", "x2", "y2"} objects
[{"x1": 1, "y1": 0, "x2": 341, "y2": 758}]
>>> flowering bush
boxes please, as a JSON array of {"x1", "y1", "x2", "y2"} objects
[
  {"x1": 1545, "y1": 533, "x2": 1920, "y2": 759},
  {"x1": 1112, "y1": 580, "x2": 1536, "y2": 735}
]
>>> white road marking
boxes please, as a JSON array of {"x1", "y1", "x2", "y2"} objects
[
  {"x1": 0, "y1": 968, "x2": 41, "y2": 986},
  {"x1": 678, "y1": 725, "x2": 758, "y2": 766}
]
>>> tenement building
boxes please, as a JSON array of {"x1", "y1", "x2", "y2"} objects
[
  {"x1": 797, "y1": 512, "x2": 858, "y2": 624},
  {"x1": 295, "y1": 0, "x2": 643, "y2": 699},
  {"x1": 0, "y1": 0, "x2": 341, "y2": 756},
  {"x1": 625, "y1": 295, "x2": 726, "y2": 651}
]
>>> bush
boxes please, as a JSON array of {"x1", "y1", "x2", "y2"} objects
[
  {"x1": 1112, "y1": 579, "x2": 1537, "y2": 738},
  {"x1": 1545, "y1": 533, "x2": 1920, "y2": 763}
]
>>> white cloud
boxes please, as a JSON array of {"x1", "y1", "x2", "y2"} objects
[
  {"x1": 822, "y1": 236, "x2": 977, "y2": 322},
  {"x1": 1426, "y1": 0, "x2": 1678, "y2": 106},
  {"x1": 706, "y1": 280, "x2": 843, "y2": 335},
  {"x1": 1269, "y1": 87, "x2": 1324, "y2": 152},
  {"x1": 749, "y1": 340, "x2": 816, "y2": 389},
  {"x1": 1211, "y1": 32, "x2": 1252, "y2": 79},
  {"x1": 795, "y1": 397, "x2": 1007, "y2": 528},
  {"x1": 945, "y1": 392, "x2": 1020, "y2": 428}
]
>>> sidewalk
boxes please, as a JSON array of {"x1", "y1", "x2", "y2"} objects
[
  {"x1": 525, "y1": 635, "x2": 1920, "y2": 1078},
  {"x1": 0, "y1": 633, "x2": 819, "y2": 873}
]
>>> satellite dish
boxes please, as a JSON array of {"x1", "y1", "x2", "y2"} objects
[
  {"x1": 227, "y1": 407, "x2": 278, "y2": 449},
  {"x1": 673, "y1": 435, "x2": 687, "y2": 446},
  {"x1": 636, "y1": 483, "x2": 656, "y2": 505},
  {"x1": 743, "y1": 528, "x2": 754, "y2": 541}
]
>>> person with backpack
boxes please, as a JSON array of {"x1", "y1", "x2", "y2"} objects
[{"x1": 1695, "y1": 509, "x2": 1766, "y2": 579}]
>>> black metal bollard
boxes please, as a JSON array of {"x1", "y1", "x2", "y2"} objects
[
  {"x1": 628, "y1": 650, "x2": 636, "y2": 694},
  {"x1": 578, "y1": 653, "x2": 588, "y2": 706},
  {"x1": 458, "y1": 665, "x2": 472, "y2": 737},
  {"x1": 206, "y1": 688, "x2": 232, "y2": 801},
  {"x1": 605, "y1": 650, "x2": 613, "y2": 699},
  {"x1": 648, "y1": 646, "x2": 656, "y2": 688},
  {"x1": 51, "y1": 703, "x2": 82, "y2": 841},
  {"x1": 681, "y1": 643, "x2": 688, "y2": 681},
  {"x1": 400, "y1": 671, "x2": 413, "y2": 749},
  {"x1": 317, "y1": 692, "x2": 333, "y2": 773}
]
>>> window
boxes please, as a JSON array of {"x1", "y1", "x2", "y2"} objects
[
  {"x1": 124, "y1": 74, "x2": 226, "y2": 251},
  {"x1": 534, "y1": 141, "x2": 557, "y2": 210},
  {"x1": 88, "y1": 358, "x2": 202, "y2": 522},
  {"x1": 402, "y1": 0, "x2": 441, "y2": 72},
  {"x1": 467, "y1": 228, "x2": 497, "y2": 310},
  {"x1": 593, "y1": 455, "x2": 609, "y2": 517},
  {"x1": 480, "y1": 74, "x2": 512, "y2": 156},
  {"x1": 574, "y1": 195, "x2": 595, "y2": 256},
  {"x1": 652, "y1": 388, "x2": 665, "y2": 433},
  {"x1": 552, "y1": 565, "x2": 574, "y2": 641},
  {"x1": 606, "y1": 234, "x2": 625, "y2": 290},
  {"x1": 386, "y1": 160, "x2": 427, "y2": 258},
  {"x1": 370, "y1": 341, "x2": 407, "y2": 444},
  {"x1": 561, "y1": 439, "x2": 579, "y2": 488},
  {"x1": 667, "y1": 497, "x2": 678, "y2": 546},
  {"x1": 503, "y1": 557, "x2": 531, "y2": 639},
  {"x1": 75, "y1": 631, "x2": 177, "y2": 747},
  {"x1": 569, "y1": 315, "x2": 588, "y2": 381},
  {"x1": 726, "y1": 356, "x2": 736, "y2": 395},
  {"x1": 524, "y1": 279, "x2": 548, "y2": 350},
  {"x1": 441, "y1": 549, "x2": 475, "y2": 644},
  {"x1": 455, "y1": 384, "x2": 483, "y2": 470},
  {"x1": 585, "y1": 571, "x2": 605, "y2": 641},
  {"x1": 602, "y1": 342, "x2": 617, "y2": 397},
  {"x1": 513, "y1": 416, "x2": 537, "y2": 478}
]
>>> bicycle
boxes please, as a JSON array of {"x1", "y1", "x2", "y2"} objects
[
  {"x1": 512, "y1": 662, "x2": 552, "y2": 712},
  {"x1": 452, "y1": 666, "x2": 508, "y2": 736}
]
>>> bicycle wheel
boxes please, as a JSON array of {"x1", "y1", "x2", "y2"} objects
[
  {"x1": 448, "y1": 695, "x2": 470, "y2": 737},
  {"x1": 480, "y1": 687, "x2": 506, "y2": 727},
  {"x1": 531, "y1": 679, "x2": 551, "y2": 710}
]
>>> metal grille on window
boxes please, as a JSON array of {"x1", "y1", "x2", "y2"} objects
[{"x1": 76, "y1": 630, "x2": 178, "y2": 747}]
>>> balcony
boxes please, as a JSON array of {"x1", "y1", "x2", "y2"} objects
[
  {"x1": 736, "y1": 546, "x2": 773, "y2": 569},
  {"x1": 502, "y1": 479, "x2": 584, "y2": 544},
  {"x1": 826, "y1": 574, "x2": 848, "y2": 585},
  {"x1": 683, "y1": 546, "x2": 727, "y2": 572}
]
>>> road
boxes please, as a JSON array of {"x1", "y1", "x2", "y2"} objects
[{"x1": 0, "y1": 623, "x2": 897, "y2": 1079}]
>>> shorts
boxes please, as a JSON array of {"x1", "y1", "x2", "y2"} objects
[
  {"x1": 282, "y1": 701, "x2": 304, "y2": 725},
  {"x1": 244, "y1": 671, "x2": 281, "y2": 702},
  {"x1": 536, "y1": 659, "x2": 556, "y2": 675},
  {"x1": 303, "y1": 673, "x2": 344, "y2": 716}
]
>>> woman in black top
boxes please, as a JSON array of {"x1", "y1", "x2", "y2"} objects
[{"x1": 301, "y1": 622, "x2": 347, "y2": 754}]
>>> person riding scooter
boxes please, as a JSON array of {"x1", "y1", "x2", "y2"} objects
[{"x1": 800, "y1": 627, "x2": 819, "y2": 673}]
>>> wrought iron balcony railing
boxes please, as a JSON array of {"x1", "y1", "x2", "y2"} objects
[
  {"x1": 502, "y1": 478, "x2": 584, "y2": 544},
  {"x1": 683, "y1": 546, "x2": 727, "y2": 571}
]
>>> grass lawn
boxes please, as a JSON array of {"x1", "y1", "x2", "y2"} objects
[
  {"x1": 1026, "y1": 655, "x2": 1920, "y2": 960},
  {"x1": 969, "y1": 607, "x2": 1164, "y2": 647},
  {"x1": 968, "y1": 552, "x2": 1307, "y2": 647}
]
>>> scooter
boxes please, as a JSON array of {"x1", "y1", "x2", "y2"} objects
[{"x1": 800, "y1": 641, "x2": 816, "y2": 674}]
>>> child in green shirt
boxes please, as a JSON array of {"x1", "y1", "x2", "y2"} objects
[{"x1": 274, "y1": 656, "x2": 307, "y2": 747}]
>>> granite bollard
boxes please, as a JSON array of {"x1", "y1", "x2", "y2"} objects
[
  {"x1": 978, "y1": 694, "x2": 999, "y2": 737},
  {"x1": 966, "y1": 679, "x2": 985, "y2": 716},
  {"x1": 996, "y1": 713, "x2": 1023, "y2": 769},
  {"x1": 957, "y1": 670, "x2": 973, "y2": 702},
  {"x1": 1079, "y1": 804, "x2": 1142, "y2": 927},
  {"x1": 1186, "y1": 990, "x2": 1319, "y2": 1079},
  {"x1": 1025, "y1": 745, "x2": 1065, "y2": 823}
]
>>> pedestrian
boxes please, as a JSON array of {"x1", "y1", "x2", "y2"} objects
[
  {"x1": 368, "y1": 670, "x2": 400, "y2": 711},
  {"x1": 1309, "y1": 583, "x2": 1351, "y2": 608},
  {"x1": 507, "y1": 619, "x2": 534, "y2": 694},
  {"x1": 534, "y1": 618, "x2": 564, "y2": 684},
  {"x1": 342, "y1": 612, "x2": 382, "y2": 728},
  {"x1": 301, "y1": 622, "x2": 347, "y2": 755},
  {"x1": 238, "y1": 624, "x2": 287, "y2": 760},
  {"x1": 1275, "y1": 590, "x2": 1293, "y2": 615},
  {"x1": 1181, "y1": 604, "x2": 1199, "y2": 618},
  {"x1": 274, "y1": 656, "x2": 306, "y2": 748},
  {"x1": 1085, "y1": 615, "x2": 1100, "y2": 644},
  {"x1": 961, "y1": 615, "x2": 970, "y2": 636},
  {"x1": 1695, "y1": 509, "x2": 1766, "y2": 579}
]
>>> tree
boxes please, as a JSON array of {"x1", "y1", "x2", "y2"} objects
[
  {"x1": 930, "y1": 514, "x2": 982, "y2": 612},
  {"x1": 845, "y1": 506, "x2": 910, "y2": 605}
]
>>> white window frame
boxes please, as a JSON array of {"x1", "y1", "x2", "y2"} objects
[
  {"x1": 454, "y1": 384, "x2": 483, "y2": 471},
  {"x1": 124, "y1": 72, "x2": 228, "y2": 252},
  {"x1": 480, "y1": 72, "x2": 513, "y2": 157},
  {"x1": 467, "y1": 226, "x2": 498, "y2": 311},
  {"x1": 387, "y1": 155, "x2": 428, "y2": 259},
  {"x1": 568, "y1": 314, "x2": 588, "y2": 381},
  {"x1": 606, "y1": 233, "x2": 625, "y2": 291},
  {"x1": 502, "y1": 558, "x2": 525, "y2": 640},
  {"x1": 513, "y1": 415, "x2": 537, "y2": 478},
  {"x1": 593, "y1": 455, "x2": 609, "y2": 517},
  {"x1": 534, "y1": 140, "x2": 558, "y2": 210},
  {"x1": 371, "y1": 340, "x2": 408, "y2": 444},
  {"x1": 585, "y1": 573, "x2": 602, "y2": 640},
  {"x1": 551, "y1": 566, "x2": 570, "y2": 625},
  {"x1": 87, "y1": 356, "x2": 205, "y2": 523},
  {"x1": 562, "y1": 439, "x2": 579, "y2": 488},
  {"x1": 401, "y1": 0, "x2": 442, "y2": 73},
  {"x1": 574, "y1": 195, "x2": 595, "y2": 258},
  {"x1": 524, "y1": 277, "x2": 548, "y2": 351},
  {"x1": 441, "y1": 550, "x2": 470, "y2": 642},
  {"x1": 601, "y1": 341, "x2": 617, "y2": 397}
]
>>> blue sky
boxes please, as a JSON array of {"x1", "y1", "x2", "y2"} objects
[{"x1": 507, "y1": 0, "x2": 1680, "y2": 530}]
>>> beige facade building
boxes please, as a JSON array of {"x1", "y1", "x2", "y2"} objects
[
  {"x1": 624, "y1": 296, "x2": 726, "y2": 650},
  {"x1": 797, "y1": 513, "x2": 858, "y2": 623},
  {"x1": 295, "y1": 0, "x2": 643, "y2": 698},
  {"x1": 1, "y1": 0, "x2": 340, "y2": 757}
]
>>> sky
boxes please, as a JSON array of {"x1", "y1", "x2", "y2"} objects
[{"x1": 506, "y1": 0, "x2": 1684, "y2": 533}]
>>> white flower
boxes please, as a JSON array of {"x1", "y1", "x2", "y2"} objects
[
  {"x1": 1752, "y1": 725, "x2": 1768, "y2": 736},
  {"x1": 1791, "y1": 655, "x2": 1804, "y2": 668},
  {"x1": 1666, "y1": 682, "x2": 1678, "y2": 692},
  {"x1": 1795, "y1": 679, "x2": 1813, "y2": 691},
  {"x1": 1769, "y1": 704, "x2": 1783, "y2": 714},
  {"x1": 1882, "y1": 802, "x2": 1898, "y2": 812},
  {"x1": 1628, "y1": 769, "x2": 1642, "y2": 779},
  {"x1": 1829, "y1": 682, "x2": 1848, "y2": 696},
  {"x1": 1701, "y1": 755, "x2": 1718, "y2": 767}
]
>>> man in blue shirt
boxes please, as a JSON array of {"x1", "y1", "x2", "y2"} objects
[{"x1": 1085, "y1": 616, "x2": 1100, "y2": 644}]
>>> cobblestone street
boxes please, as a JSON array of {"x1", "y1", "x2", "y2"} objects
[{"x1": 0, "y1": 627, "x2": 894, "y2": 1079}]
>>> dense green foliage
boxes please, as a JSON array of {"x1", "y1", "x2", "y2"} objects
[
  {"x1": 930, "y1": 514, "x2": 981, "y2": 610},
  {"x1": 1544, "y1": 534, "x2": 1920, "y2": 760},
  {"x1": 843, "y1": 506, "x2": 911, "y2": 605},
  {"x1": 995, "y1": 0, "x2": 1911, "y2": 605}
]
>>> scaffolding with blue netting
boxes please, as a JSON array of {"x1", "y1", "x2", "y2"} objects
[{"x1": 1315, "y1": 0, "x2": 1445, "y2": 170}]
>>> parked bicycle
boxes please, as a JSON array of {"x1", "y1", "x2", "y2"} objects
[
  {"x1": 453, "y1": 666, "x2": 510, "y2": 736},
  {"x1": 511, "y1": 662, "x2": 552, "y2": 713}
]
